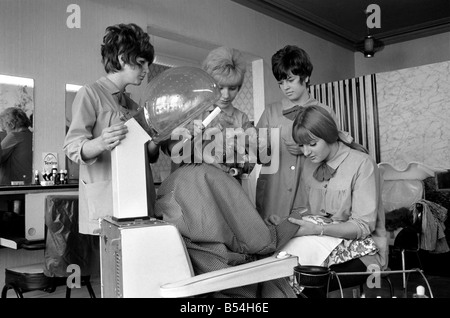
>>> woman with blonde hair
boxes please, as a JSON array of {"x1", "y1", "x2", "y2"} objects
[{"x1": 201, "y1": 46, "x2": 252, "y2": 131}]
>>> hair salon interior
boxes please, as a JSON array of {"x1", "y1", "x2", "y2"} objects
[{"x1": 0, "y1": 0, "x2": 450, "y2": 301}]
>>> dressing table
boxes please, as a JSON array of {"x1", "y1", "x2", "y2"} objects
[{"x1": 0, "y1": 184, "x2": 78, "y2": 249}]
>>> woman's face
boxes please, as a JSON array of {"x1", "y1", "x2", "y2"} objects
[
  {"x1": 277, "y1": 71, "x2": 309, "y2": 104},
  {"x1": 122, "y1": 57, "x2": 149, "y2": 86},
  {"x1": 299, "y1": 137, "x2": 333, "y2": 163},
  {"x1": 216, "y1": 83, "x2": 240, "y2": 110}
]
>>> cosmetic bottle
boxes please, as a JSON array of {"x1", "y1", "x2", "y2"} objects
[
  {"x1": 34, "y1": 170, "x2": 40, "y2": 185},
  {"x1": 60, "y1": 170, "x2": 65, "y2": 184},
  {"x1": 412, "y1": 285, "x2": 429, "y2": 298}
]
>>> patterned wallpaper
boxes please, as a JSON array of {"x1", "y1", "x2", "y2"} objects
[
  {"x1": 233, "y1": 65, "x2": 254, "y2": 122},
  {"x1": 148, "y1": 62, "x2": 254, "y2": 183},
  {"x1": 376, "y1": 60, "x2": 450, "y2": 170}
]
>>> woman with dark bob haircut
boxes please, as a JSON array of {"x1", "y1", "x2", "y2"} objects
[
  {"x1": 255, "y1": 45, "x2": 339, "y2": 223},
  {"x1": 64, "y1": 23, "x2": 160, "y2": 235},
  {"x1": 287, "y1": 105, "x2": 387, "y2": 297}
]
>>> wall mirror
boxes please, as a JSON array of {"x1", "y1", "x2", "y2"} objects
[{"x1": 0, "y1": 74, "x2": 34, "y2": 186}]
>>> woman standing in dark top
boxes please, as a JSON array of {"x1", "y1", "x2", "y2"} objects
[{"x1": 0, "y1": 107, "x2": 33, "y2": 185}]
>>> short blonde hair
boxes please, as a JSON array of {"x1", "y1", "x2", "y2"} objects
[{"x1": 202, "y1": 46, "x2": 246, "y2": 87}]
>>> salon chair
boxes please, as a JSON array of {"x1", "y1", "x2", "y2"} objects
[
  {"x1": 379, "y1": 162, "x2": 434, "y2": 293},
  {"x1": 100, "y1": 216, "x2": 298, "y2": 298}
]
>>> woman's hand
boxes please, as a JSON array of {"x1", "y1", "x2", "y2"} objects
[
  {"x1": 218, "y1": 112, "x2": 236, "y2": 128},
  {"x1": 100, "y1": 123, "x2": 128, "y2": 151},
  {"x1": 283, "y1": 137, "x2": 303, "y2": 156},
  {"x1": 209, "y1": 112, "x2": 236, "y2": 131},
  {"x1": 265, "y1": 215, "x2": 282, "y2": 226},
  {"x1": 288, "y1": 217, "x2": 321, "y2": 236}
]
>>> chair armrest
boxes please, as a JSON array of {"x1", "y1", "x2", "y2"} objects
[{"x1": 160, "y1": 254, "x2": 298, "y2": 298}]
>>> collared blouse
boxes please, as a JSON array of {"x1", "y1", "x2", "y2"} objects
[
  {"x1": 255, "y1": 97, "x2": 336, "y2": 221},
  {"x1": 64, "y1": 76, "x2": 155, "y2": 234},
  {"x1": 300, "y1": 142, "x2": 387, "y2": 269}
]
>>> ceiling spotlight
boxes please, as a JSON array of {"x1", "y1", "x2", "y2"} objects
[
  {"x1": 357, "y1": 34, "x2": 384, "y2": 58},
  {"x1": 364, "y1": 35, "x2": 375, "y2": 58}
]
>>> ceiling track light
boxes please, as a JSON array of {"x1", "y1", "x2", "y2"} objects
[
  {"x1": 364, "y1": 35, "x2": 375, "y2": 58},
  {"x1": 357, "y1": 9, "x2": 385, "y2": 58}
]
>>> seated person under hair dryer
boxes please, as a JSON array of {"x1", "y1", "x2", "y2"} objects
[
  {"x1": 162, "y1": 46, "x2": 255, "y2": 179},
  {"x1": 154, "y1": 132, "x2": 303, "y2": 298},
  {"x1": 283, "y1": 105, "x2": 387, "y2": 295}
]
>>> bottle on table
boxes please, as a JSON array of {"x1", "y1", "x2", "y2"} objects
[{"x1": 412, "y1": 285, "x2": 429, "y2": 298}]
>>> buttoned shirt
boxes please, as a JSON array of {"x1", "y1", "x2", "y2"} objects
[
  {"x1": 64, "y1": 76, "x2": 156, "y2": 234},
  {"x1": 300, "y1": 142, "x2": 387, "y2": 269},
  {"x1": 255, "y1": 97, "x2": 337, "y2": 220}
]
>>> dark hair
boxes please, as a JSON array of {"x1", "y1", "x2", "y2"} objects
[
  {"x1": 292, "y1": 105, "x2": 368, "y2": 154},
  {"x1": 0, "y1": 107, "x2": 32, "y2": 129},
  {"x1": 101, "y1": 23, "x2": 154, "y2": 73},
  {"x1": 292, "y1": 105, "x2": 338, "y2": 145},
  {"x1": 271, "y1": 45, "x2": 313, "y2": 85}
]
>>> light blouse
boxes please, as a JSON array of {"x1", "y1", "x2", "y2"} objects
[
  {"x1": 63, "y1": 76, "x2": 156, "y2": 234},
  {"x1": 300, "y1": 141, "x2": 387, "y2": 269}
]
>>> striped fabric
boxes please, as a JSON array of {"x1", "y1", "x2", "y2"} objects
[{"x1": 309, "y1": 75, "x2": 380, "y2": 163}]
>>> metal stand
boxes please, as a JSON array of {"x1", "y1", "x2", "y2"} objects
[{"x1": 329, "y1": 268, "x2": 433, "y2": 298}]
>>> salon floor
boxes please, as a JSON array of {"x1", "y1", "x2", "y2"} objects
[{"x1": 5, "y1": 250, "x2": 450, "y2": 298}]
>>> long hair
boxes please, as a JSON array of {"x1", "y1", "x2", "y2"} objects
[{"x1": 292, "y1": 105, "x2": 368, "y2": 154}]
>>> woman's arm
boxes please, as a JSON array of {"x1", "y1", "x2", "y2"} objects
[
  {"x1": 64, "y1": 87, "x2": 130, "y2": 163},
  {"x1": 80, "y1": 122, "x2": 128, "y2": 160},
  {"x1": 288, "y1": 155, "x2": 380, "y2": 240},
  {"x1": 347, "y1": 157, "x2": 380, "y2": 238},
  {"x1": 288, "y1": 218, "x2": 360, "y2": 240}
]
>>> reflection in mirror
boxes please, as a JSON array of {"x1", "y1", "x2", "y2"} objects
[
  {"x1": 0, "y1": 74, "x2": 34, "y2": 185},
  {"x1": 65, "y1": 84, "x2": 82, "y2": 182}
]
